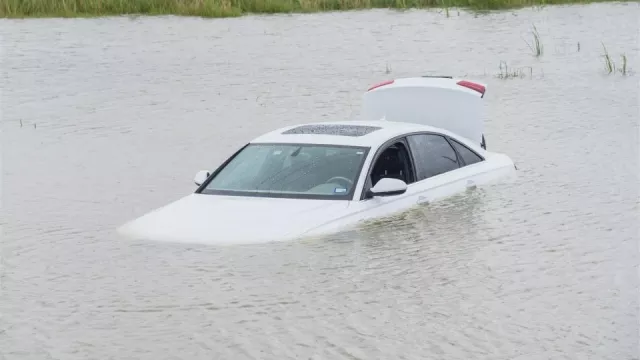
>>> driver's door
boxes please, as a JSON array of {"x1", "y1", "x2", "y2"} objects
[{"x1": 344, "y1": 137, "x2": 421, "y2": 221}]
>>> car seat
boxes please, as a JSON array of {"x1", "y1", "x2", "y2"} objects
[{"x1": 371, "y1": 147, "x2": 406, "y2": 186}]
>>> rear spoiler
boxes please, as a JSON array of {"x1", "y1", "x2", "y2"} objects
[
  {"x1": 456, "y1": 80, "x2": 486, "y2": 98},
  {"x1": 367, "y1": 75, "x2": 487, "y2": 98}
]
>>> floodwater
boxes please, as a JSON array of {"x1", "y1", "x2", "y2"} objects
[{"x1": 1, "y1": 3, "x2": 639, "y2": 359}]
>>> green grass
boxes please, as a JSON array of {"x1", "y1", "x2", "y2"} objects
[{"x1": 0, "y1": 0, "x2": 624, "y2": 18}]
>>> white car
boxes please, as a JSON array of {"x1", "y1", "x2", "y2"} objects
[{"x1": 118, "y1": 76, "x2": 516, "y2": 245}]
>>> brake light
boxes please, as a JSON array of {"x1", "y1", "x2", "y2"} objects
[
  {"x1": 367, "y1": 79, "x2": 394, "y2": 91},
  {"x1": 457, "y1": 80, "x2": 486, "y2": 96}
]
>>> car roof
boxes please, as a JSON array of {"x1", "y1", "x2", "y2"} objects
[{"x1": 250, "y1": 120, "x2": 456, "y2": 148}]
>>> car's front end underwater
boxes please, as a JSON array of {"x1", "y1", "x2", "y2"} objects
[{"x1": 117, "y1": 193, "x2": 353, "y2": 245}]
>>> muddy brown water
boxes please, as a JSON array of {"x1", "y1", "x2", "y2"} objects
[{"x1": 1, "y1": 3, "x2": 639, "y2": 360}]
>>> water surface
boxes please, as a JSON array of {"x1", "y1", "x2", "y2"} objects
[{"x1": 1, "y1": 4, "x2": 639, "y2": 359}]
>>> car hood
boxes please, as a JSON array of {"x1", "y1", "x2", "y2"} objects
[{"x1": 117, "y1": 193, "x2": 351, "y2": 245}]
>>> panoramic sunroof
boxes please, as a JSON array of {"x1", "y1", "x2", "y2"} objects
[{"x1": 282, "y1": 124, "x2": 382, "y2": 137}]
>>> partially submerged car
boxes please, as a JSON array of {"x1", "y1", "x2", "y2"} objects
[{"x1": 118, "y1": 76, "x2": 516, "y2": 245}]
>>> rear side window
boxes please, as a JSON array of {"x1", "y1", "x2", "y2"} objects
[
  {"x1": 407, "y1": 134, "x2": 460, "y2": 181},
  {"x1": 449, "y1": 139, "x2": 484, "y2": 166}
]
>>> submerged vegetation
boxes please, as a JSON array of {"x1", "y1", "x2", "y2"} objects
[
  {"x1": 524, "y1": 25, "x2": 543, "y2": 57},
  {"x1": 492, "y1": 29, "x2": 630, "y2": 79},
  {"x1": 0, "y1": 0, "x2": 624, "y2": 18},
  {"x1": 601, "y1": 43, "x2": 628, "y2": 75},
  {"x1": 496, "y1": 61, "x2": 534, "y2": 79}
]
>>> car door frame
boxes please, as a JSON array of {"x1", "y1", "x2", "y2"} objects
[
  {"x1": 404, "y1": 130, "x2": 486, "y2": 175},
  {"x1": 357, "y1": 130, "x2": 486, "y2": 201},
  {"x1": 358, "y1": 135, "x2": 418, "y2": 201},
  {"x1": 444, "y1": 134, "x2": 486, "y2": 167}
]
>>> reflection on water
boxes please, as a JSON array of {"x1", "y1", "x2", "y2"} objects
[{"x1": 1, "y1": 3, "x2": 639, "y2": 360}]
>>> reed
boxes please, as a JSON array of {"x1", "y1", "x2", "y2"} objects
[
  {"x1": 601, "y1": 43, "x2": 615, "y2": 74},
  {"x1": 619, "y1": 53, "x2": 627, "y2": 75},
  {"x1": 524, "y1": 24, "x2": 543, "y2": 57},
  {"x1": 600, "y1": 44, "x2": 631, "y2": 76},
  {"x1": 0, "y1": 0, "x2": 622, "y2": 18},
  {"x1": 496, "y1": 61, "x2": 533, "y2": 79}
]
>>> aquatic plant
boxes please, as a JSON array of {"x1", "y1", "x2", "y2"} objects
[
  {"x1": 524, "y1": 24, "x2": 543, "y2": 57},
  {"x1": 602, "y1": 43, "x2": 615, "y2": 74},
  {"x1": 496, "y1": 61, "x2": 532, "y2": 79},
  {"x1": 601, "y1": 43, "x2": 629, "y2": 76},
  {"x1": 619, "y1": 54, "x2": 627, "y2": 75}
]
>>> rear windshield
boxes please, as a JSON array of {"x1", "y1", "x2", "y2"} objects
[{"x1": 199, "y1": 143, "x2": 369, "y2": 200}]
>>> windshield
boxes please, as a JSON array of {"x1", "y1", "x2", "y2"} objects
[{"x1": 199, "y1": 143, "x2": 370, "y2": 200}]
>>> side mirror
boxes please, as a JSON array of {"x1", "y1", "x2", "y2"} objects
[
  {"x1": 194, "y1": 170, "x2": 210, "y2": 186},
  {"x1": 367, "y1": 178, "x2": 407, "y2": 197}
]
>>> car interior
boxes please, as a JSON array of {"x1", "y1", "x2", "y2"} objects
[
  {"x1": 369, "y1": 142, "x2": 414, "y2": 187},
  {"x1": 261, "y1": 149, "x2": 364, "y2": 194}
]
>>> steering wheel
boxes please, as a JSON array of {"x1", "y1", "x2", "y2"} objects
[{"x1": 325, "y1": 176, "x2": 353, "y2": 188}]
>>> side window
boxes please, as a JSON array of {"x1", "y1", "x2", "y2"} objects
[
  {"x1": 367, "y1": 141, "x2": 415, "y2": 189},
  {"x1": 449, "y1": 138, "x2": 484, "y2": 166},
  {"x1": 407, "y1": 134, "x2": 460, "y2": 181}
]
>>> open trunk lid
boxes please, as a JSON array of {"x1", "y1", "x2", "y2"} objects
[{"x1": 359, "y1": 76, "x2": 487, "y2": 147}]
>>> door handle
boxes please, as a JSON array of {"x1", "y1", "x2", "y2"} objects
[
  {"x1": 417, "y1": 196, "x2": 429, "y2": 205},
  {"x1": 466, "y1": 180, "x2": 477, "y2": 190}
]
